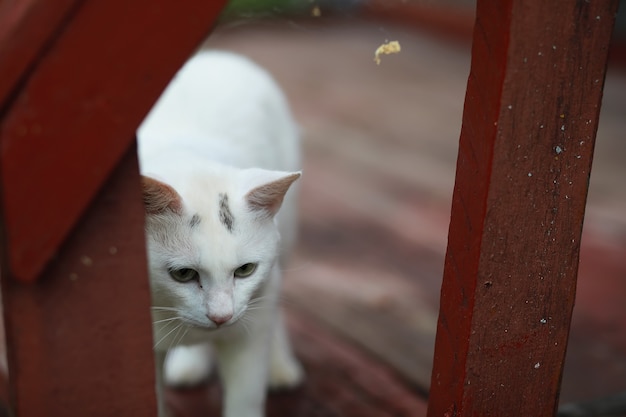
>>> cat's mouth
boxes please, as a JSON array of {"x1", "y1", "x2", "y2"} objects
[
  {"x1": 180, "y1": 317, "x2": 215, "y2": 329},
  {"x1": 182, "y1": 316, "x2": 237, "y2": 330}
]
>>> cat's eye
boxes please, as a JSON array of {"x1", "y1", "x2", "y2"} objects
[
  {"x1": 234, "y1": 263, "x2": 257, "y2": 278},
  {"x1": 169, "y1": 268, "x2": 199, "y2": 282}
]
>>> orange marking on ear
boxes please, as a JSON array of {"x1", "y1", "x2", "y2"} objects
[{"x1": 141, "y1": 176, "x2": 182, "y2": 215}]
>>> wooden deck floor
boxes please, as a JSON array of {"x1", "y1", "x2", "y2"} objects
[{"x1": 166, "y1": 15, "x2": 626, "y2": 416}]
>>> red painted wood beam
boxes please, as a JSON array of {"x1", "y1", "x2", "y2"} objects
[
  {"x1": 2, "y1": 148, "x2": 158, "y2": 416},
  {"x1": 427, "y1": 1, "x2": 618, "y2": 416},
  {"x1": 0, "y1": 0, "x2": 228, "y2": 282},
  {"x1": 0, "y1": 0, "x2": 227, "y2": 414},
  {"x1": 0, "y1": 0, "x2": 79, "y2": 106}
]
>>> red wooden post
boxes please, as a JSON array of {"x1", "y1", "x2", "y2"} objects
[
  {"x1": 428, "y1": 1, "x2": 618, "y2": 416},
  {"x1": 2, "y1": 149, "x2": 158, "y2": 416},
  {"x1": 0, "y1": 0, "x2": 227, "y2": 414},
  {"x1": 0, "y1": 0, "x2": 227, "y2": 283}
]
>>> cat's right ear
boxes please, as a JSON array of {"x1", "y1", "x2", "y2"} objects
[{"x1": 141, "y1": 176, "x2": 182, "y2": 215}]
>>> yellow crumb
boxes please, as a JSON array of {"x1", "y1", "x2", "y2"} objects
[
  {"x1": 311, "y1": 5, "x2": 321, "y2": 17},
  {"x1": 374, "y1": 40, "x2": 401, "y2": 65}
]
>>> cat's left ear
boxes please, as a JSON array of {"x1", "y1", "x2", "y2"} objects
[{"x1": 243, "y1": 169, "x2": 301, "y2": 217}]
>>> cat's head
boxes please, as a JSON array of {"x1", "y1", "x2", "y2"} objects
[{"x1": 142, "y1": 168, "x2": 300, "y2": 332}]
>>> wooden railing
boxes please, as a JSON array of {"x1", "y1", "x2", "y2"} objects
[
  {"x1": 0, "y1": 1, "x2": 227, "y2": 415},
  {"x1": 427, "y1": 1, "x2": 618, "y2": 416}
]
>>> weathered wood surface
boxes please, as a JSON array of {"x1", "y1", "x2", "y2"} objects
[
  {"x1": 1, "y1": 148, "x2": 157, "y2": 416},
  {"x1": 0, "y1": 0, "x2": 228, "y2": 282},
  {"x1": 0, "y1": 0, "x2": 79, "y2": 105},
  {"x1": 0, "y1": 6, "x2": 620, "y2": 415},
  {"x1": 0, "y1": 0, "x2": 228, "y2": 414},
  {"x1": 427, "y1": 1, "x2": 619, "y2": 416}
]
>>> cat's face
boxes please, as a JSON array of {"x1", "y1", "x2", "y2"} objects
[{"x1": 143, "y1": 169, "x2": 299, "y2": 339}]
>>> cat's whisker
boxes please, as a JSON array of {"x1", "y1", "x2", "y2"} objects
[
  {"x1": 168, "y1": 322, "x2": 185, "y2": 352},
  {"x1": 246, "y1": 295, "x2": 275, "y2": 307},
  {"x1": 245, "y1": 305, "x2": 273, "y2": 312},
  {"x1": 153, "y1": 315, "x2": 181, "y2": 333},
  {"x1": 246, "y1": 293, "x2": 297, "y2": 311},
  {"x1": 152, "y1": 316, "x2": 181, "y2": 325},
  {"x1": 153, "y1": 320, "x2": 183, "y2": 349},
  {"x1": 245, "y1": 303, "x2": 269, "y2": 311},
  {"x1": 177, "y1": 326, "x2": 190, "y2": 347},
  {"x1": 151, "y1": 306, "x2": 180, "y2": 312},
  {"x1": 248, "y1": 294, "x2": 272, "y2": 302},
  {"x1": 245, "y1": 302, "x2": 275, "y2": 312},
  {"x1": 238, "y1": 315, "x2": 252, "y2": 338}
]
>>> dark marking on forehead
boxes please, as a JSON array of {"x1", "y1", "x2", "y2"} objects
[
  {"x1": 218, "y1": 193, "x2": 234, "y2": 233},
  {"x1": 189, "y1": 214, "x2": 201, "y2": 228}
]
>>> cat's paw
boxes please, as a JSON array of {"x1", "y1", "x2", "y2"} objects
[
  {"x1": 164, "y1": 344, "x2": 213, "y2": 388},
  {"x1": 268, "y1": 354, "x2": 305, "y2": 391}
]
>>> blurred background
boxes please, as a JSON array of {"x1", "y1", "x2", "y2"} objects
[{"x1": 171, "y1": 0, "x2": 626, "y2": 415}]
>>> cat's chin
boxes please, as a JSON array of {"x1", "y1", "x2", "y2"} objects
[
  {"x1": 183, "y1": 317, "x2": 237, "y2": 331},
  {"x1": 185, "y1": 321, "x2": 220, "y2": 330}
]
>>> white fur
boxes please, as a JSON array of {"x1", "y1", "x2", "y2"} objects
[
  {"x1": 137, "y1": 50, "x2": 303, "y2": 417},
  {"x1": 163, "y1": 343, "x2": 213, "y2": 387}
]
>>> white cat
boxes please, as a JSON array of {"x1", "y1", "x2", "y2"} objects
[{"x1": 137, "y1": 50, "x2": 304, "y2": 417}]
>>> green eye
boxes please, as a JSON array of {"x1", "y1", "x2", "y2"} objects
[
  {"x1": 169, "y1": 268, "x2": 199, "y2": 282},
  {"x1": 234, "y1": 263, "x2": 257, "y2": 278}
]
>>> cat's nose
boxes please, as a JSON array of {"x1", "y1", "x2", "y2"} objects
[{"x1": 208, "y1": 313, "x2": 233, "y2": 327}]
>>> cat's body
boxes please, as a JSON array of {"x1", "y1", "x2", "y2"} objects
[{"x1": 137, "y1": 50, "x2": 303, "y2": 417}]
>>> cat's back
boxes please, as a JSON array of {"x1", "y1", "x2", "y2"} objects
[{"x1": 137, "y1": 50, "x2": 299, "y2": 173}]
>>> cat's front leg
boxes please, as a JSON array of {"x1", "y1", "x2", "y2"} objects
[
  {"x1": 215, "y1": 329, "x2": 272, "y2": 417},
  {"x1": 154, "y1": 349, "x2": 171, "y2": 417},
  {"x1": 268, "y1": 309, "x2": 304, "y2": 390}
]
